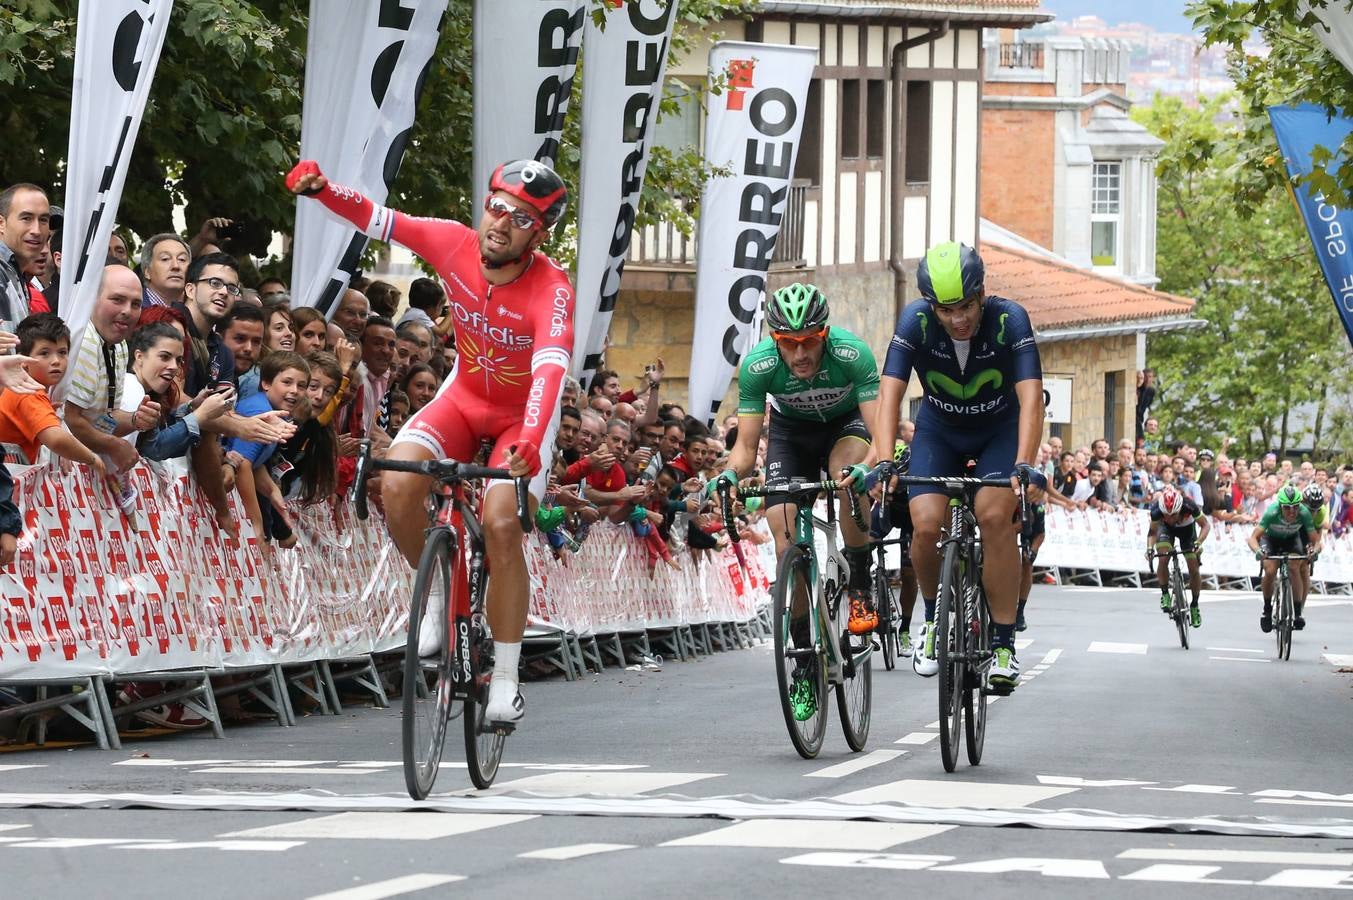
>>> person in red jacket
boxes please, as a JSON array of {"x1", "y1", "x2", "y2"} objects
[{"x1": 287, "y1": 158, "x2": 573, "y2": 726}]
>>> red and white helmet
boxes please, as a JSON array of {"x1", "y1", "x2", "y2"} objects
[
  {"x1": 489, "y1": 160, "x2": 568, "y2": 228},
  {"x1": 1156, "y1": 488, "x2": 1183, "y2": 516}
]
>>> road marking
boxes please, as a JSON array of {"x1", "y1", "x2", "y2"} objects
[
  {"x1": 1037, "y1": 776, "x2": 1156, "y2": 788},
  {"x1": 805, "y1": 750, "x2": 906, "y2": 779},
  {"x1": 1208, "y1": 656, "x2": 1271, "y2": 664},
  {"x1": 895, "y1": 732, "x2": 938, "y2": 745},
  {"x1": 1259, "y1": 870, "x2": 1353, "y2": 888},
  {"x1": 1253, "y1": 789, "x2": 1353, "y2": 802},
  {"x1": 304, "y1": 874, "x2": 465, "y2": 900},
  {"x1": 126, "y1": 840, "x2": 304, "y2": 852},
  {"x1": 0, "y1": 766, "x2": 43, "y2": 772},
  {"x1": 0, "y1": 825, "x2": 30, "y2": 834},
  {"x1": 1119, "y1": 864, "x2": 1251, "y2": 885},
  {"x1": 781, "y1": 851, "x2": 953, "y2": 870},
  {"x1": 932, "y1": 857, "x2": 1111, "y2": 878},
  {"x1": 1119, "y1": 848, "x2": 1353, "y2": 866},
  {"x1": 519, "y1": 843, "x2": 635, "y2": 860},
  {"x1": 662, "y1": 819, "x2": 954, "y2": 850},
  {"x1": 481, "y1": 771, "x2": 719, "y2": 796},
  {"x1": 222, "y1": 812, "x2": 536, "y2": 841},
  {"x1": 1015, "y1": 639, "x2": 1033, "y2": 650},
  {"x1": 1205, "y1": 647, "x2": 1263, "y2": 654},
  {"x1": 924, "y1": 720, "x2": 940, "y2": 729},
  {"x1": 832, "y1": 779, "x2": 1077, "y2": 809},
  {"x1": 193, "y1": 767, "x2": 380, "y2": 776},
  {"x1": 1323, "y1": 653, "x2": 1353, "y2": 667},
  {"x1": 5, "y1": 837, "x2": 168, "y2": 848},
  {"x1": 1143, "y1": 784, "x2": 1241, "y2": 795},
  {"x1": 1255, "y1": 798, "x2": 1353, "y2": 809},
  {"x1": 1087, "y1": 642, "x2": 1147, "y2": 654},
  {"x1": 1040, "y1": 649, "x2": 1062, "y2": 664},
  {"x1": 337, "y1": 762, "x2": 402, "y2": 769}
]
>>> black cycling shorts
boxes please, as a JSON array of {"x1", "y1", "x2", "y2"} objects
[
  {"x1": 1259, "y1": 533, "x2": 1304, "y2": 557},
  {"x1": 1153, "y1": 521, "x2": 1198, "y2": 555},
  {"x1": 1021, "y1": 504, "x2": 1046, "y2": 562},
  {"x1": 764, "y1": 407, "x2": 870, "y2": 510}
]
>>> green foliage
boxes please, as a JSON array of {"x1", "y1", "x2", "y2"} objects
[
  {"x1": 0, "y1": 0, "x2": 755, "y2": 267},
  {"x1": 1188, "y1": 0, "x2": 1353, "y2": 212},
  {"x1": 1134, "y1": 93, "x2": 1352, "y2": 456}
]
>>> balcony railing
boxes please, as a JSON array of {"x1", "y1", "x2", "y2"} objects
[
  {"x1": 627, "y1": 180, "x2": 810, "y2": 267},
  {"x1": 998, "y1": 41, "x2": 1044, "y2": 70}
]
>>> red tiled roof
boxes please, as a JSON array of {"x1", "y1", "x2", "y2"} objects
[{"x1": 984, "y1": 244, "x2": 1196, "y2": 330}]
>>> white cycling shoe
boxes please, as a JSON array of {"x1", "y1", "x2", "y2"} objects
[
  {"x1": 912, "y1": 622, "x2": 939, "y2": 677},
  {"x1": 485, "y1": 677, "x2": 525, "y2": 724},
  {"x1": 416, "y1": 594, "x2": 445, "y2": 657}
]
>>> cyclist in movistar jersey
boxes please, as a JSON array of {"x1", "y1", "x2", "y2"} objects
[
  {"x1": 870, "y1": 440, "x2": 918, "y2": 656},
  {"x1": 712, "y1": 284, "x2": 880, "y2": 720},
  {"x1": 1147, "y1": 487, "x2": 1211, "y2": 627},
  {"x1": 871, "y1": 242, "x2": 1046, "y2": 691},
  {"x1": 1247, "y1": 485, "x2": 1321, "y2": 633}
]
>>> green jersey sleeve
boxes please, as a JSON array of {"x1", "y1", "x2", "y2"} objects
[{"x1": 736, "y1": 337, "x2": 780, "y2": 416}]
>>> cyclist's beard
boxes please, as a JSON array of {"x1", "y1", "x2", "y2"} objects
[{"x1": 480, "y1": 226, "x2": 531, "y2": 269}]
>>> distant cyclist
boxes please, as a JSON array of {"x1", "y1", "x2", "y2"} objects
[
  {"x1": 1147, "y1": 487, "x2": 1210, "y2": 628},
  {"x1": 870, "y1": 440, "x2": 918, "y2": 655},
  {"x1": 1248, "y1": 484, "x2": 1320, "y2": 633}
]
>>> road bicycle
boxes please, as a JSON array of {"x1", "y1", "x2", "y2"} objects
[
  {"x1": 1266, "y1": 553, "x2": 1306, "y2": 662},
  {"x1": 892, "y1": 466, "x2": 1025, "y2": 773},
  {"x1": 718, "y1": 471, "x2": 872, "y2": 759},
  {"x1": 1149, "y1": 546, "x2": 1191, "y2": 650},
  {"x1": 869, "y1": 478, "x2": 912, "y2": 671},
  {"x1": 354, "y1": 441, "x2": 532, "y2": 797}
]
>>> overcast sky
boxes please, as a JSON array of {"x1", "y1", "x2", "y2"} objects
[{"x1": 1039, "y1": 0, "x2": 1198, "y2": 34}]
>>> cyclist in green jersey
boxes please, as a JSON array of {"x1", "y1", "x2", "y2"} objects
[
  {"x1": 1246, "y1": 485, "x2": 1321, "y2": 633},
  {"x1": 711, "y1": 284, "x2": 881, "y2": 718}
]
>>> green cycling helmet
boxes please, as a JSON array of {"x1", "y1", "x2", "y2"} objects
[
  {"x1": 1275, "y1": 484, "x2": 1303, "y2": 507},
  {"x1": 766, "y1": 282, "x2": 829, "y2": 332},
  {"x1": 917, "y1": 241, "x2": 985, "y2": 304}
]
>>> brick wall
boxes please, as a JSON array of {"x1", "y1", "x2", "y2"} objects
[
  {"x1": 1039, "y1": 333, "x2": 1136, "y2": 449},
  {"x1": 980, "y1": 106, "x2": 1056, "y2": 248}
]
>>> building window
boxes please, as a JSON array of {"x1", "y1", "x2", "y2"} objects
[
  {"x1": 795, "y1": 79, "x2": 822, "y2": 186},
  {"x1": 866, "y1": 79, "x2": 886, "y2": 159},
  {"x1": 841, "y1": 80, "x2": 861, "y2": 159},
  {"x1": 1091, "y1": 161, "x2": 1122, "y2": 268},
  {"x1": 653, "y1": 79, "x2": 700, "y2": 154},
  {"x1": 904, "y1": 80, "x2": 931, "y2": 184}
]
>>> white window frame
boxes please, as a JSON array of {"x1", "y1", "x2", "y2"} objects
[{"x1": 1090, "y1": 160, "x2": 1122, "y2": 272}]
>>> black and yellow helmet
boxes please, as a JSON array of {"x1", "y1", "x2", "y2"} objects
[
  {"x1": 766, "y1": 282, "x2": 829, "y2": 332},
  {"x1": 916, "y1": 241, "x2": 985, "y2": 304}
]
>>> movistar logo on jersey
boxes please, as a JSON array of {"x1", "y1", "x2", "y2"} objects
[
  {"x1": 748, "y1": 356, "x2": 778, "y2": 375},
  {"x1": 916, "y1": 311, "x2": 930, "y2": 344},
  {"x1": 996, "y1": 312, "x2": 1010, "y2": 346},
  {"x1": 926, "y1": 368, "x2": 1003, "y2": 400}
]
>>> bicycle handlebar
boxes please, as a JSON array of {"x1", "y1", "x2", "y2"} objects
[{"x1": 351, "y1": 440, "x2": 533, "y2": 533}]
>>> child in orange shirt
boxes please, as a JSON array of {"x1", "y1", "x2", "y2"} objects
[{"x1": 0, "y1": 314, "x2": 105, "y2": 475}]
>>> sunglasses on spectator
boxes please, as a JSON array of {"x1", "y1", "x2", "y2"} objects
[
  {"x1": 772, "y1": 326, "x2": 828, "y2": 347},
  {"x1": 196, "y1": 276, "x2": 242, "y2": 297},
  {"x1": 484, "y1": 196, "x2": 540, "y2": 231}
]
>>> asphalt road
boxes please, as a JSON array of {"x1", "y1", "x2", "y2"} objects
[{"x1": 2, "y1": 582, "x2": 1352, "y2": 899}]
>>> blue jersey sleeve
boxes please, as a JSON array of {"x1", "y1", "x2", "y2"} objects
[
  {"x1": 996, "y1": 300, "x2": 1042, "y2": 383},
  {"x1": 882, "y1": 301, "x2": 931, "y2": 381}
]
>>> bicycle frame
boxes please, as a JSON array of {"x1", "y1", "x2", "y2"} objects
[{"x1": 431, "y1": 483, "x2": 487, "y2": 694}]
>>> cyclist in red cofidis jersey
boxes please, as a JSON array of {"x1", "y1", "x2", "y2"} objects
[{"x1": 287, "y1": 158, "x2": 573, "y2": 726}]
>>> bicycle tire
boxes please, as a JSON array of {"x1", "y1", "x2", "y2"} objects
[
  {"x1": 462, "y1": 612, "x2": 505, "y2": 790},
  {"x1": 1171, "y1": 560, "x2": 1189, "y2": 650},
  {"x1": 937, "y1": 540, "x2": 965, "y2": 773},
  {"x1": 1277, "y1": 573, "x2": 1292, "y2": 661},
  {"x1": 402, "y1": 528, "x2": 455, "y2": 800},
  {"x1": 772, "y1": 545, "x2": 827, "y2": 759},
  {"x1": 875, "y1": 566, "x2": 896, "y2": 671},
  {"x1": 836, "y1": 588, "x2": 873, "y2": 752},
  {"x1": 963, "y1": 581, "x2": 989, "y2": 766}
]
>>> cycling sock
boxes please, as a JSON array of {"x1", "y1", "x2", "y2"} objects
[
  {"x1": 900, "y1": 614, "x2": 912, "y2": 631},
  {"x1": 1017, "y1": 598, "x2": 1027, "y2": 615},
  {"x1": 992, "y1": 622, "x2": 1017, "y2": 650},
  {"x1": 922, "y1": 597, "x2": 936, "y2": 622},
  {"x1": 790, "y1": 615, "x2": 811, "y2": 649},
  {"x1": 845, "y1": 545, "x2": 872, "y2": 591},
  {"x1": 492, "y1": 641, "x2": 521, "y2": 688}
]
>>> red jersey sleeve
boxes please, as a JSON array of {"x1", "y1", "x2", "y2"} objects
[
  {"x1": 518, "y1": 259, "x2": 575, "y2": 451},
  {"x1": 309, "y1": 178, "x2": 473, "y2": 267}
]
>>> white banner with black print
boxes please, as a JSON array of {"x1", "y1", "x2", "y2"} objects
[
  {"x1": 56, "y1": 0, "x2": 174, "y2": 400},
  {"x1": 472, "y1": 0, "x2": 584, "y2": 227},
  {"x1": 291, "y1": 0, "x2": 448, "y2": 316},
  {"x1": 686, "y1": 42, "x2": 817, "y2": 426},
  {"x1": 572, "y1": 0, "x2": 677, "y2": 384}
]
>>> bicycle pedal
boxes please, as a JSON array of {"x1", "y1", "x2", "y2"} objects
[
  {"x1": 485, "y1": 721, "x2": 516, "y2": 736},
  {"x1": 984, "y1": 683, "x2": 1014, "y2": 697}
]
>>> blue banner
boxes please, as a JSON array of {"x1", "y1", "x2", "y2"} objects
[{"x1": 1269, "y1": 104, "x2": 1353, "y2": 350}]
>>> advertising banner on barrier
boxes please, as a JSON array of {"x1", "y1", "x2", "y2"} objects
[
  {"x1": 56, "y1": 0, "x2": 174, "y2": 398},
  {"x1": 291, "y1": 0, "x2": 448, "y2": 316},
  {"x1": 472, "y1": 0, "x2": 584, "y2": 227},
  {"x1": 687, "y1": 42, "x2": 818, "y2": 425},
  {"x1": 572, "y1": 0, "x2": 677, "y2": 385},
  {"x1": 1268, "y1": 103, "x2": 1353, "y2": 350}
]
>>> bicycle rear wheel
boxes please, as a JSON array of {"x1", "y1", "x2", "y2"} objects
[
  {"x1": 772, "y1": 545, "x2": 827, "y2": 759},
  {"x1": 1276, "y1": 574, "x2": 1293, "y2": 661},
  {"x1": 963, "y1": 582, "x2": 989, "y2": 766},
  {"x1": 936, "y1": 541, "x2": 965, "y2": 773},
  {"x1": 462, "y1": 614, "x2": 505, "y2": 789},
  {"x1": 836, "y1": 600, "x2": 872, "y2": 751},
  {"x1": 874, "y1": 565, "x2": 896, "y2": 671},
  {"x1": 1171, "y1": 561, "x2": 1189, "y2": 650},
  {"x1": 402, "y1": 528, "x2": 455, "y2": 800}
]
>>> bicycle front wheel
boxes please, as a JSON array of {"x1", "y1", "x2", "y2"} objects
[
  {"x1": 462, "y1": 614, "x2": 505, "y2": 789},
  {"x1": 1277, "y1": 573, "x2": 1293, "y2": 661},
  {"x1": 836, "y1": 604, "x2": 872, "y2": 752},
  {"x1": 875, "y1": 565, "x2": 896, "y2": 672},
  {"x1": 936, "y1": 541, "x2": 965, "y2": 773},
  {"x1": 772, "y1": 545, "x2": 827, "y2": 759},
  {"x1": 963, "y1": 582, "x2": 989, "y2": 766},
  {"x1": 403, "y1": 528, "x2": 455, "y2": 800},
  {"x1": 1171, "y1": 561, "x2": 1189, "y2": 650}
]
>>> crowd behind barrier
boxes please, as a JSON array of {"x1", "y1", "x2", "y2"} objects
[{"x1": 0, "y1": 459, "x2": 773, "y2": 686}]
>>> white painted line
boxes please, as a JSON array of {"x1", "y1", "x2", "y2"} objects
[
  {"x1": 1088, "y1": 642, "x2": 1148, "y2": 654},
  {"x1": 518, "y1": 843, "x2": 635, "y2": 860},
  {"x1": 1143, "y1": 784, "x2": 1241, "y2": 795},
  {"x1": 337, "y1": 762, "x2": 402, "y2": 769},
  {"x1": 1030, "y1": 665, "x2": 1049, "y2": 673},
  {"x1": 781, "y1": 851, "x2": 953, "y2": 870},
  {"x1": 1259, "y1": 870, "x2": 1353, "y2": 888},
  {"x1": 1119, "y1": 864, "x2": 1252, "y2": 885},
  {"x1": 8, "y1": 837, "x2": 167, "y2": 848},
  {"x1": 1040, "y1": 649, "x2": 1062, "y2": 665},
  {"x1": 1038, "y1": 775, "x2": 1156, "y2": 788},
  {"x1": 305, "y1": 874, "x2": 465, "y2": 900},
  {"x1": 1119, "y1": 848, "x2": 1353, "y2": 866},
  {"x1": 1256, "y1": 798, "x2": 1353, "y2": 809},
  {"x1": 1205, "y1": 647, "x2": 1264, "y2": 654},
  {"x1": 832, "y1": 778, "x2": 1077, "y2": 809},
  {"x1": 1252, "y1": 789, "x2": 1353, "y2": 802},
  {"x1": 662, "y1": 819, "x2": 953, "y2": 850},
  {"x1": 1209, "y1": 656, "x2": 1271, "y2": 664},
  {"x1": 222, "y1": 812, "x2": 536, "y2": 840},
  {"x1": 924, "y1": 720, "x2": 940, "y2": 729},
  {"x1": 482, "y1": 771, "x2": 719, "y2": 797},
  {"x1": 0, "y1": 765, "x2": 43, "y2": 772},
  {"x1": 894, "y1": 732, "x2": 938, "y2": 745},
  {"x1": 1323, "y1": 653, "x2": 1353, "y2": 667},
  {"x1": 194, "y1": 767, "x2": 379, "y2": 776},
  {"x1": 1015, "y1": 638, "x2": 1033, "y2": 650},
  {"x1": 805, "y1": 750, "x2": 906, "y2": 779},
  {"x1": 127, "y1": 840, "x2": 305, "y2": 852},
  {"x1": 0, "y1": 824, "x2": 30, "y2": 833},
  {"x1": 113, "y1": 758, "x2": 233, "y2": 767}
]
